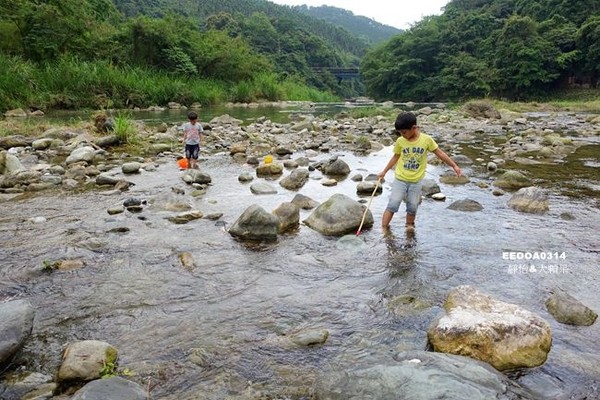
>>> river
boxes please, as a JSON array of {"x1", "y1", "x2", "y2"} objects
[{"x1": 1, "y1": 104, "x2": 599, "y2": 399}]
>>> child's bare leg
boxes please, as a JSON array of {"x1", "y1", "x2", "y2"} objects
[
  {"x1": 406, "y1": 213, "x2": 415, "y2": 228},
  {"x1": 382, "y1": 210, "x2": 394, "y2": 228}
]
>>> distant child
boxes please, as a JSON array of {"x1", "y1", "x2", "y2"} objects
[
  {"x1": 377, "y1": 112, "x2": 462, "y2": 231},
  {"x1": 179, "y1": 111, "x2": 203, "y2": 169}
]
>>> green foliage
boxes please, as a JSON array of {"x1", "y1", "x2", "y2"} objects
[
  {"x1": 362, "y1": 0, "x2": 600, "y2": 101},
  {"x1": 113, "y1": 112, "x2": 138, "y2": 144}
]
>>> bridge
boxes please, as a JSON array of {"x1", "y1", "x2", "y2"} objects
[{"x1": 312, "y1": 67, "x2": 360, "y2": 81}]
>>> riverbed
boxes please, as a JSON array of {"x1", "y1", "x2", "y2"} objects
[{"x1": 1, "y1": 106, "x2": 599, "y2": 399}]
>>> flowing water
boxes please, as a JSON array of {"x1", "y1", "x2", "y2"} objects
[{"x1": 1, "y1": 107, "x2": 599, "y2": 399}]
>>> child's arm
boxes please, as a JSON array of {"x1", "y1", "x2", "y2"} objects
[
  {"x1": 433, "y1": 148, "x2": 462, "y2": 176},
  {"x1": 378, "y1": 154, "x2": 400, "y2": 180}
]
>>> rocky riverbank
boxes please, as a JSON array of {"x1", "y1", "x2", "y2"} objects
[{"x1": 1, "y1": 101, "x2": 599, "y2": 399}]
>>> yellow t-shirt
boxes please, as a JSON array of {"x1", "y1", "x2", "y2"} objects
[{"x1": 393, "y1": 133, "x2": 438, "y2": 182}]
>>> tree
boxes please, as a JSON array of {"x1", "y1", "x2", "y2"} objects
[{"x1": 492, "y1": 15, "x2": 560, "y2": 98}]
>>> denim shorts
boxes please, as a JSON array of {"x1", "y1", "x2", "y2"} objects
[{"x1": 385, "y1": 179, "x2": 423, "y2": 215}]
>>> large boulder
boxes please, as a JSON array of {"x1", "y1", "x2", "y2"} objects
[
  {"x1": 507, "y1": 186, "x2": 549, "y2": 214},
  {"x1": 428, "y1": 285, "x2": 552, "y2": 371},
  {"x1": 304, "y1": 193, "x2": 373, "y2": 236},
  {"x1": 228, "y1": 204, "x2": 279, "y2": 242},
  {"x1": 0, "y1": 300, "x2": 35, "y2": 366},
  {"x1": 315, "y1": 350, "x2": 534, "y2": 399}
]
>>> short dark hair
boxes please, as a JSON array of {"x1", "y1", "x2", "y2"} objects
[
  {"x1": 394, "y1": 112, "x2": 417, "y2": 131},
  {"x1": 188, "y1": 111, "x2": 198, "y2": 120}
]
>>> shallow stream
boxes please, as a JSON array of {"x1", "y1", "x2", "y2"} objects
[{"x1": 1, "y1": 107, "x2": 599, "y2": 399}]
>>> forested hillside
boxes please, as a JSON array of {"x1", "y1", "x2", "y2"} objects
[
  {"x1": 361, "y1": 0, "x2": 600, "y2": 101},
  {"x1": 0, "y1": 0, "x2": 389, "y2": 111},
  {"x1": 291, "y1": 5, "x2": 402, "y2": 44}
]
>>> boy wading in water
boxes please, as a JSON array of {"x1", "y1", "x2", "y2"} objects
[
  {"x1": 377, "y1": 112, "x2": 462, "y2": 231},
  {"x1": 180, "y1": 111, "x2": 203, "y2": 169}
]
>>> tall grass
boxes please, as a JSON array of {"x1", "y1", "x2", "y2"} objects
[{"x1": 113, "y1": 112, "x2": 138, "y2": 145}]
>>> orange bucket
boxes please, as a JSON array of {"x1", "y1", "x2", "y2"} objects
[{"x1": 177, "y1": 158, "x2": 189, "y2": 169}]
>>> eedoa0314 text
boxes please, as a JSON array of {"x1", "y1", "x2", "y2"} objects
[{"x1": 502, "y1": 251, "x2": 567, "y2": 260}]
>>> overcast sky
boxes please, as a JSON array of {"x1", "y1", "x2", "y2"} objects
[{"x1": 269, "y1": 0, "x2": 450, "y2": 30}]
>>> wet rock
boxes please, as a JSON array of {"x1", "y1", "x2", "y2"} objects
[
  {"x1": 356, "y1": 180, "x2": 382, "y2": 195},
  {"x1": 166, "y1": 210, "x2": 203, "y2": 224},
  {"x1": 179, "y1": 252, "x2": 195, "y2": 271},
  {"x1": 432, "y1": 193, "x2": 446, "y2": 201},
  {"x1": 272, "y1": 202, "x2": 300, "y2": 233},
  {"x1": 439, "y1": 174, "x2": 470, "y2": 185},
  {"x1": 321, "y1": 178, "x2": 337, "y2": 187},
  {"x1": 428, "y1": 285, "x2": 552, "y2": 371},
  {"x1": 0, "y1": 151, "x2": 25, "y2": 175},
  {"x1": 229, "y1": 204, "x2": 279, "y2": 242},
  {"x1": 447, "y1": 199, "x2": 483, "y2": 212},
  {"x1": 304, "y1": 193, "x2": 372, "y2": 236},
  {"x1": 250, "y1": 182, "x2": 277, "y2": 195},
  {"x1": 508, "y1": 186, "x2": 549, "y2": 214},
  {"x1": 57, "y1": 340, "x2": 118, "y2": 382},
  {"x1": 545, "y1": 288, "x2": 597, "y2": 326},
  {"x1": 256, "y1": 162, "x2": 284, "y2": 177},
  {"x1": 421, "y1": 179, "x2": 441, "y2": 196},
  {"x1": 316, "y1": 350, "x2": 535, "y2": 399},
  {"x1": 181, "y1": 169, "x2": 211, "y2": 185},
  {"x1": 66, "y1": 146, "x2": 96, "y2": 165},
  {"x1": 291, "y1": 194, "x2": 319, "y2": 210},
  {"x1": 290, "y1": 329, "x2": 329, "y2": 346},
  {"x1": 121, "y1": 162, "x2": 141, "y2": 174},
  {"x1": 280, "y1": 168, "x2": 309, "y2": 190},
  {"x1": 322, "y1": 158, "x2": 350, "y2": 176},
  {"x1": 150, "y1": 193, "x2": 191, "y2": 212},
  {"x1": 238, "y1": 172, "x2": 254, "y2": 182},
  {"x1": 0, "y1": 300, "x2": 35, "y2": 366},
  {"x1": 70, "y1": 376, "x2": 147, "y2": 400},
  {"x1": 494, "y1": 170, "x2": 532, "y2": 190},
  {"x1": 0, "y1": 371, "x2": 54, "y2": 400}
]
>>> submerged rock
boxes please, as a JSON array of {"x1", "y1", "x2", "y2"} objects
[{"x1": 315, "y1": 350, "x2": 534, "y2": 399}]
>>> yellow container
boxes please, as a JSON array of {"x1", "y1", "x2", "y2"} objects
[{"x1": 264, "y1": 155, "x2": 273, "y2": 164}]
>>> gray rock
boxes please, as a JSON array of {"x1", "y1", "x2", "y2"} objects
[
  {"x1": 280, "y1": 169, "x2": 310, "y2": 190},
  {"x1": 291, "y1": 194, "x2": 319, "y2": 210},
  {"x1": 181, "y1": 169, "x2": 211, "y2": 185},
  {"x1": 250, "y1": 182, "x2": 277, "y2": 195},
  {"x1": 166, "y1": 210, "x2": 203, "y2": 224},
  {"x1": 272, "y1": 202, "x2": 300, "y2": 233},
  {"x1": 57, "y1": 340, "x2": 118, "y2": 382},
  {"x1": 228, "y1": 204, "x2": 279, "y2": 242},
  {"x1": 304, "y1": 193, "x2": 372, "y2": 236},
  {"x1": 70, "y1": 377, "x2": 147, "y2": 400},
  {"x1": 494, "y1": 170, "x2": 532, "y2": 190},
  {"x1": 545, "y1": 288, "x2": 598, "y2": 326},
  {"x1": 315, "y1": 350, "x2": 534, "y2": 400},
  {"x1": 421, "y1": 179, "x2": 441, "y2": 196},
  {"x1": 447, "y1": 199, "x2": 483, "y2": 212},
  {"x1": 121, "y1": 162, "x2": 141, "y2": 174},
  {"x1": 322, "y1": 158, "x2": 350, "y2": 176},
  {"x1": 0, "y1": 151, "x2": 25, "y2": 175},
  {"x1": 238, "y1": 172, "x2": 254, "y2": 182},
  {"x1": 508, "y1": 186, "x2": 549, "y2": 214},
  {"x1": 0, "y1": 300, "x2": 35, "y2": 366},
  {"x1": 66, "y1": 146, "x2": 96, "y2": 165}
]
